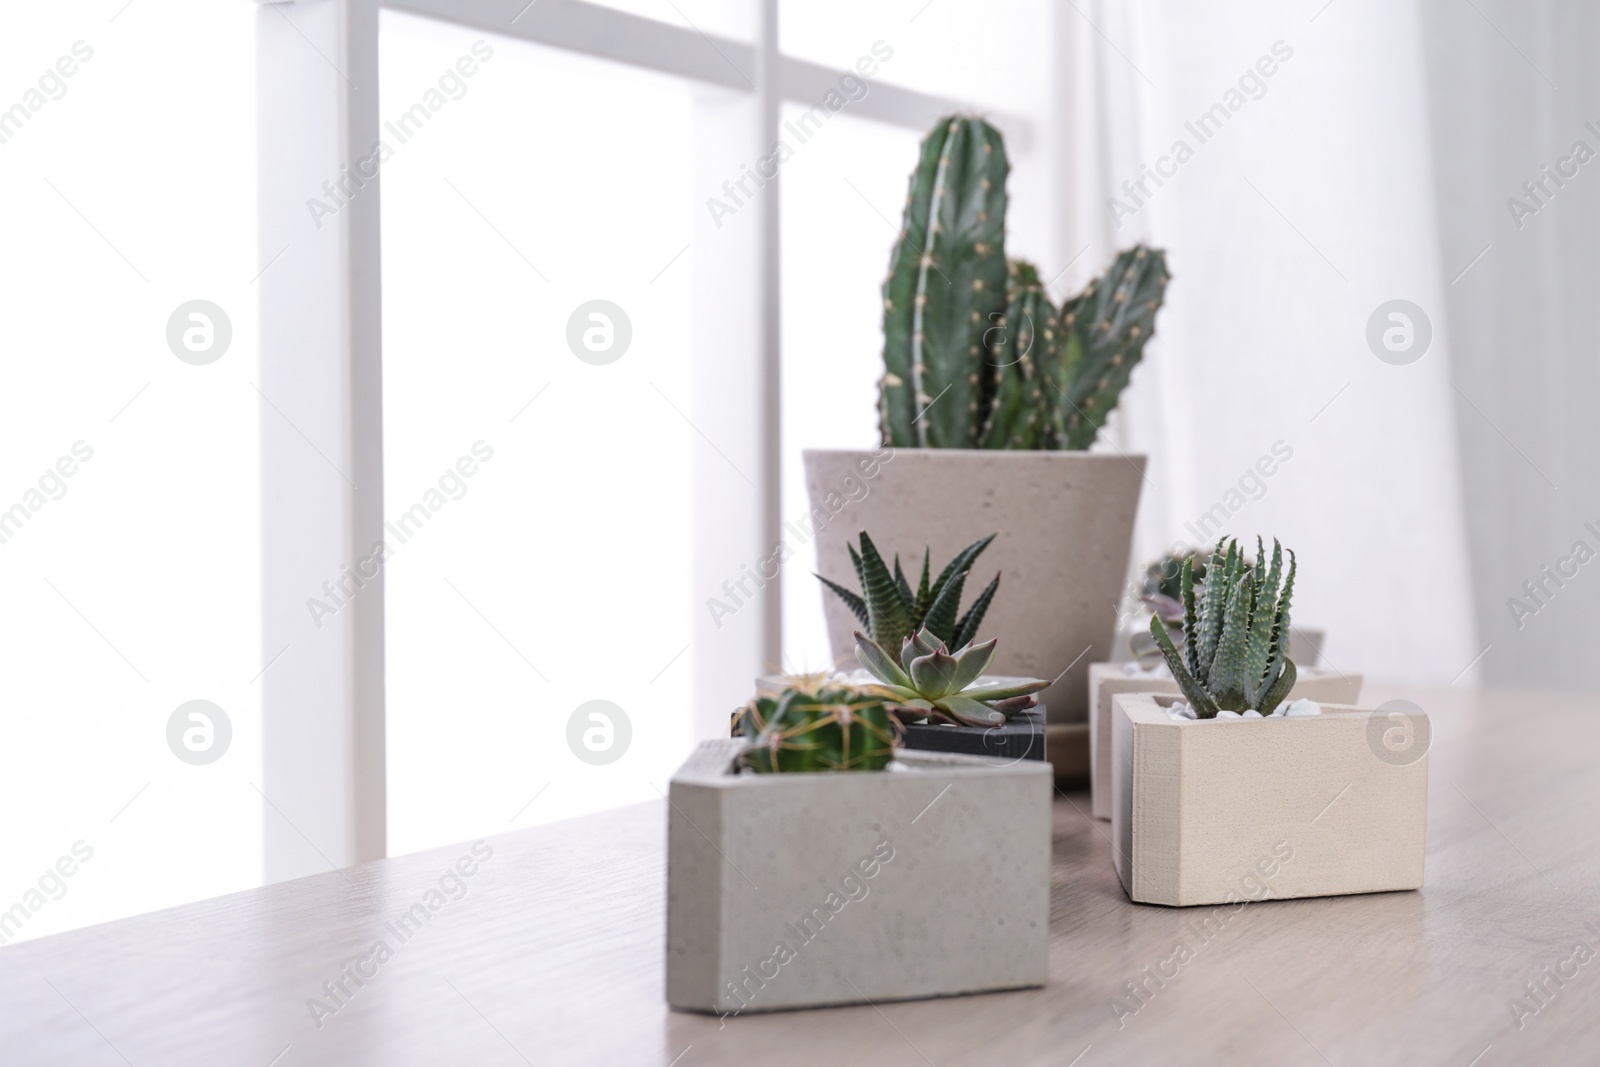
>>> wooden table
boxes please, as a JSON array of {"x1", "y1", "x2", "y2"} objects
[{"x1": 5, "y1": 685, "x2": 1597, "y2": 1065}]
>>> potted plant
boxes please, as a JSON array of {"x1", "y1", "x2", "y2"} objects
[
  {"x1": 1088, "y1": 539, "x2": 1361, "y2": 819},
  {"x1": 1109, "y1": 539, "x2": 1428, "y2": 906},
  {"x1": 667, "y1": 680, "x2": 1051, "y2": 1014},
  {"x1": 806, "y1": 115, "x2": 1170, "y2": 752},
  {"x1": 809, "y1": 531, "x2": 1050, "y2": 762},
  {"x1": 1114, "y1": 546, "x2": 1325, "y2": 666}
]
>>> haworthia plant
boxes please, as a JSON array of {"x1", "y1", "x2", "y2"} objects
[
  {"x1": 1148, "y1": 537, "x2": 1298, "y2": 719},
  {"x1": 879, "y1": 115, "x2": 1008, "y2": 449},
  {"x1": 816, "y1": 531, "x2": 999, "y2": 656},
  {"x1": 878, "y1": 114, "x2": 1170, "y2": 451}
]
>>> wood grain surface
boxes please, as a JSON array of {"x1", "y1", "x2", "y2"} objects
[{"x1": 3, "y1": 684, "x2": 1597, "y2": 1066}]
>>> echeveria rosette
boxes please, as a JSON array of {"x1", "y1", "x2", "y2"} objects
[
  {"x1": 738, "y1": 682, "x2": 900, "y2": 773},
  {"x1": 1148, "y1": 536, "x2": 1298, "y2": 719},
  {"x1": 853, "y1": 627, "x2": 1048, "y2": 728}
]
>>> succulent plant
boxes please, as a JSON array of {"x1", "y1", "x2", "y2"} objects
[
  {"x1": 1141, "y1": 546, "x2": 1212, "y2": 625},
  {"x1": 737, "y1": 682, "x2": 899, "y2": 773},
  {"x1": 1149, "y1": 537, "x2": 1298, "y2": 719},
  {"x1": 817, "y1": 531, "x2": 998, "y2": 657},
  {"x1": 877, "y1": 114, "x2": 1170, "y2": 451},
  {"x1": 854, "y1": 627, "x2": 1049, "y2": 728}
]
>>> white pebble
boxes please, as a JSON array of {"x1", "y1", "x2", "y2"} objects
[
  {"x1": 1215, "y1": 709, "x2": 1242, "y2": 719},
  {"x1": 1242, "y1": 709, "x2": 1264, "y2": 719},
  {"x1": 1284, "y1": 698, "x2": 1322, "y2": 717},
  {"x1": 1166, "y1": 702, "x2": 1198, "y2": 720}
]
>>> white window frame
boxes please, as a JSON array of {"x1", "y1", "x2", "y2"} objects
[{"x1": 255, "y1": 0, "x2": 1068, "y2": 879}]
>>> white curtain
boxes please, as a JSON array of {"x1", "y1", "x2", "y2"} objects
[
  {"x1": 1419, "y1": 0, "x2": 1600, "y2": 691},
  {"x1": 1071, "y1": 0, "x2": 1482, "y2": 684}
]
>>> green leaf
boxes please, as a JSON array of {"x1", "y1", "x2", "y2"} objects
[
  {"x1": 911, "y1": 549, "x2": 932, "y2": 626},
  {"x1": 953, "y1": 573, "x2": 1000, "y2": 648},
  {"x1": 857, "y1": 531, "x2": 913, "y2": 652},
  {"x1": 817, "y1": 574, "x2": 869, "y2": 628},
  {"x1": 1259, "y1": 657, "x2": 1297, "y2": 714},
  {"x1": 927, "y1": 534, "x2": 996, "y2": 606},
  {"x1": 893, "y1": 554, "x2": 914, "y2": 613},
  {"x1": 922, "y1": 566, "x2": 968, "y2": 646},
  {"x1": 963, "y1": 677, "x2": 1049, "y2": 700},
  {"x1": 1194, "y1": 538, "x2": 1234, "y2": 686},
  {"x1": 1181, "y1": 556, "x2": 1199, "y2": 679},
  {"x1": 854, "y1": 631, "x2": 913, "y2": 689},
  {"x1": 1149, "y1": 616, "x2": 1219, "y2": 718},
  {"x1": 932, "y1": 694, "x2": 1005, "y2": 727},
  {"x1": 948, "y1": 638, "x2": 997, "y2": 691},
  {"x1": 1206, "y1": 577, "x2": 1256, "y2": 711},
  {"x1": 908, "y1": 648, "x2": 961, "y2": 698}
]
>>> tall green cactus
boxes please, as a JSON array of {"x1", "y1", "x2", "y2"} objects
[
  {"x1": 1057, "y1": 246, "x2": 1171, "y2": 450},
  {"x1": 879, "y1": 116, "x2": 1008, "y2": 448},
  {"x1": 878, "y1": 114, "x2": 1169, "y2": 451}
]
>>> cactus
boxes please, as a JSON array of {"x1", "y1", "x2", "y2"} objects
[
  {"x1": 1057, "y1": 246, "x2": 1171, "y2": 450},
  {"x1": 981, "y1": 260, "x2": 1061, "y2": 449},
  {"x1": 878, "y1": 114, "x2": 1168, "y2": 451},
  {"x1": 737, "y1": 682, "x2": 899, "y2": 773},
  {"x1": 854, "y1": 626, "x2": 1049, "y2": 728},
  {"x1": 816, "y1": 531, "x2": 998, "y2": 657},
  {"x1": 880, "y1": 115, "x2": 1009, "y2": 449},
  {"x1": 1148, "y1": 537, "x2": 1297, "y2": 719}
]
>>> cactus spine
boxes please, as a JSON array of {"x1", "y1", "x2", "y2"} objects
[
  {"x1": 880, "y1": 116, "x2": 1008, "y2": 449},
  {"x1": 878, "y1": 114, "x2": 1169, "y2": 451}
]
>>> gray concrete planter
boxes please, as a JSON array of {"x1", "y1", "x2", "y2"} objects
[
  {"x1": 804, "y1": 449, "x2": 1145, "y2": 725},
  {"x1": 666, "y1": 740, "x2": 1051, "y2": 1013},
  {"x1": 1087, "y1": 662, "x2": 1364, "y2": 820},
  {"x1": 1111, "y1": 692, "x2": 1429, "y2": 906}
]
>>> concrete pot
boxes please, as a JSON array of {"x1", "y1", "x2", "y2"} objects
[
  {"x1": 1087, "y1": 663, "x2": 1363, "y2": 820},
  {"x1": 804, "y1": 448, "x2": 1145, "y2": 726},
  {"x1": 666, "y1": 740, "x2": 1051, "y2": 1013},
  {"x1": 1111, "y1": 692, "x2": 1428, "y2": 906}
]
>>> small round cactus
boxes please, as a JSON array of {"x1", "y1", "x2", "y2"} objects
[{"x1": 737, "y1": 683, "x2": 899, "y2": 774}]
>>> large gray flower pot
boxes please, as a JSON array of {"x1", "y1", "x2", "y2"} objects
[
  {"x1": 665, "y1": 740, "x2": 1051, "y2": 1014},
  {"x1": 804, "y1": 448, "x2": 1145, "y2": 726}
]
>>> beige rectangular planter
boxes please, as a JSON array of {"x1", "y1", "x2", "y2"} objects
[
  {"x1": 1111, "y1": 692, "x2": 1428, "y2": 906},
  {"x1": 804, "y1": 449, "x2": 1144, "y2": 725},
  {"x1": 1087, "y1": 663, "x2": 1364, "y2": 819},
  {"x1": 666, "y1": 740, "x2": 1051, "y2": 1013}
]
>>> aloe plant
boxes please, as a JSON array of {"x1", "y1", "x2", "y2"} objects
[
  {"x1": 878, "y1": 114, "x2": 1170, "y2": 451},
  {"x1": 854, "y1": 627, "x2": 1049, "y2": 728},
  {"x1": 738, "y1": 682, "x2": 898, "y2": 773},
  {"x1": 817, "y1": 531, "x2": 998, "y2": 656},
  {"x1": 1148, "y1": 537, "x2": 1297, "y2": 719}
]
